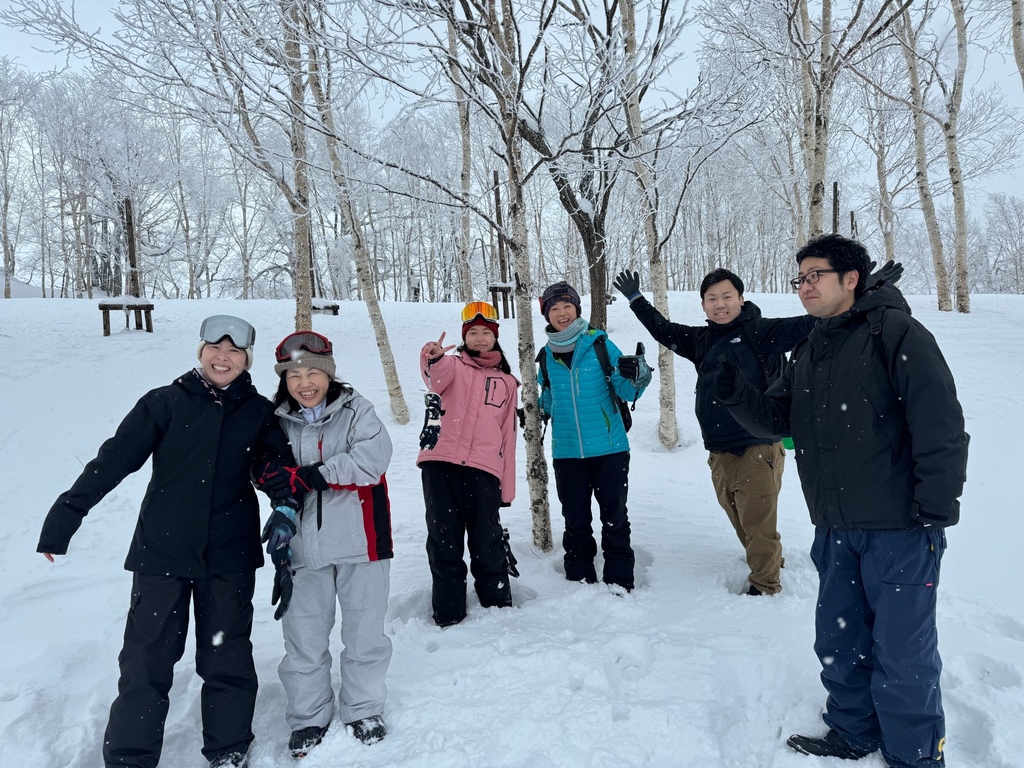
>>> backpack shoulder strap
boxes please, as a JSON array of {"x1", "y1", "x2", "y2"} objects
[
  {"x1": 535, "y1": 347, "x2": 550, "y2": 391},
  {"x1": 592, "y1": 334, "x2": 613, "y2": 377},
  {"x1": 740, "y1": 321, "x2": 768, "y2": 367}
]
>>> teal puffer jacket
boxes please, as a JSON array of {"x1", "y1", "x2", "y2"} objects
[{"x1": 539, "y1": 328, "x2": 645, "y2": 459}]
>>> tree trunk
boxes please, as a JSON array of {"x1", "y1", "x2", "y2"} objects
[
  {"x1": 946, "y1": 0, "x2": 970, "y2": 313},
  {"x1": 620, "y1": 0, "x2": 676, "y2": 449},
  {"x1": 1013, "y1": 0, "x2": 1024, "y2": 95},
  {"x1": 306, "y1": 19, "x2": 410, "y2": 424},
  {"x1": 448, "y1": 19, "x2": 474, "y2": 301},
  {"x1": 898, "y1": 11, "x2": 951, "y2": 310}
]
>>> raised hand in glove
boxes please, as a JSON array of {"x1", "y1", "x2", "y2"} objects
[
  {"x1": 612, "y1": 270, "x2": 642, "y2": 301},
  {"x1": 714, "y1": 356, "x2": 746, "y2": 403},
  {"x1": 865, "y1": 260, "x2": 904, "y2": 288},
  {"x1": 419, "y1": 392, "x2": 444, "y2": 450},
  {"x1": 617, "y1": 342, "x2": 652, "y2": 388},
  {"x1": 287, "y1": 463, "x2": 330, "y2": 494}
]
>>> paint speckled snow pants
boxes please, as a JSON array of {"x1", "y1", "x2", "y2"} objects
[{"x1": 810, "y1": 526, "x2": 947, "y2": 767}]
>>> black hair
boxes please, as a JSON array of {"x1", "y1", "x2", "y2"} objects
[
  {"x1": 699, "y1": 268, "x2": 744, "y2": 299},
  {"x1": 274, "y1": 375, "x2": 353, "y2": 410},
  {"x1": 795, "y1": 234, "x2": 871, "y2": 296},
  {"x1": 457, "y1": 339, "x2": 513, "y2": 375}
]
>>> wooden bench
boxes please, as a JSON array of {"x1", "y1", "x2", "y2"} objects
[
  {"x1": 99, "y1": 301, "x2": 155, "y2": 336},
  {"x1": 312, "y1": 301, "x2": 340, "y2": 315}
]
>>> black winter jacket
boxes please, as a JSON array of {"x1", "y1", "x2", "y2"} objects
[
  {"x1": 628, "y1": 296, "x2": 815, "y2": 452},
  {"x1": 722, "y1": 283, "x2": 968, "y2": 530},
  {"x1": 38, "y1": 369, "x2": 294, "y2": 577}
]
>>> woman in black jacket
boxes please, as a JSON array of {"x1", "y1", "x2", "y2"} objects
[{"x1": 38, "y1": 315, "x2": 295, "y2": 768}]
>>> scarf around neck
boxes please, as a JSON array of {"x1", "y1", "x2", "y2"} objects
[
  {"x1": 464, "y1": 349, "x2": 502, "y2": 369},
  {"x1": 546, "y1": 317, "x2": 589, "y2": 353}
]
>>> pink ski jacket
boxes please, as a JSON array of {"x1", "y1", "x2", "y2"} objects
[{"x1": 416, "y1": 349, "x2": 520, "y2": 504}]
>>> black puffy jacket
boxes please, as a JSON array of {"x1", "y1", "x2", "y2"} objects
[
  {"x1": 628, "y1": 296, "x2": 815, "y2": 452},
  {"x1": 723, "y1": 283, "x2": 968, "y2": 530},
  {"x1": 39, "y1": 370, "x2": 294, "y2": 577}
]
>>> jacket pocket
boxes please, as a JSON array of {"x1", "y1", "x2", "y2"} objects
[{"x1": 485, "y1": 376, "x2": 510, "y2": 408}]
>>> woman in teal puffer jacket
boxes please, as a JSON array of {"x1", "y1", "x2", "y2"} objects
[{"x1": 537, "y1": 282, "x2": 651, "y2": 591}]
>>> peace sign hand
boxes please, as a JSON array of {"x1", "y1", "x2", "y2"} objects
[{"x1": 422, "y1": 332, "x2": 456, "y2": 360}]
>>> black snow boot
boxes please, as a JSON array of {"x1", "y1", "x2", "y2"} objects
[
  {"x1": 289, "y1": 725, "x2": 328, "y2": 759},
  {"x1": 787, "y1": 730, "x2": 874, "y2": 760},
  {"x1": 348, "y1": 715, "x2": 387, "y2": 745}
]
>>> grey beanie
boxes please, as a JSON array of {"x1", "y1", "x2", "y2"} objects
[{"x1": 274, "y1": 349, "x2": 336, "y2": 380}]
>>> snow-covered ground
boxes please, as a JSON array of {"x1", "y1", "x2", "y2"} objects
[{"x1": 1, "y1": 288, "x2": 1019, "y2": 768}]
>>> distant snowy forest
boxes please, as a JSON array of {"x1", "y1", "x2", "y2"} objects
[{"x1": 1, "y1": 0, "x2": 1023, "y2": 311}]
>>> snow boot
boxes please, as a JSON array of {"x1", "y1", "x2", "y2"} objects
[
  {"x1": 209, "y1": 748, "x2": 250, "y2": 768},
  {"x1": 348, "y1": 715, "x2": 387, "y2": 745},
  {"x1": 289, "y1": 725, "x2": 328, "y2": 759},
  {"x1": 787, "y1": 730, "x2": 873, "y2": 760}
]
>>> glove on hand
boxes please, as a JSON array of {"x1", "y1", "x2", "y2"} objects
[
  {"x1": 419, "y1": 392, "x2": 444, "y2": 450},
  {"x1": 254, "y1": 459, "x2": 291, "y2": 500},
  {"x1": 271, "y1": 558, "x2": 293, "y2": 621},
  {"x1": 612, "y1": 270, "x2": 641, "y2": 301},
  {"x1": 714, "y1": 356, "x2": 745, "y2": 403},
  {"x1": 617, "y1": 343, "x2": 652, "y2": 388},
  {"x1": 261, "y1": 504, "x2": 298, "y2": 556},
  {"x1": 865, "y1": 260, "x2": 904, "y2": 288},
  {"x1": 287, "y1": 463, "x2": 330, "y2": 495}
]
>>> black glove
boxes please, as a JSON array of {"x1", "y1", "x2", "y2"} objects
[
  {"x1": 714, "y1": 356, "x2": 744, "y2": 403},
  {"x1": 865, "y1": 260, "x2": 903, "y2": 288},
  {"x1": 261, "y1": 504, "x2": 298, "y2": 556},
  {"x1": 502, "y1": 527, "x2": 520, "y2": 578},
  {"x1": 419, "y1": 392, "x2": 444, "y2": 450},
  {"x1": 612, "y1": 270, "x2": 641, "y2": 301},
  {"x1": 271, "y1": 557, "x2": 293, "y2": 621},
  {"x1": 617, "y1": 343, "x2": 652, "y2": 388},
  {"x1": 287, "y1": 463, "x2": 330, "y2": 494},
  {"x1": 254, "y1": 459, "x2": 292, "y2": 500}
]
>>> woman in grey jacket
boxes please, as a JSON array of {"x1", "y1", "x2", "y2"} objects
[{"x1": 269, "y1": 331, "x2": 394, "y2": 759}]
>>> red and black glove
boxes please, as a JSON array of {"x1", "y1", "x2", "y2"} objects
[
  {"x1": 254, "y1": 459, "x2": 292, "y2": 500},
  {"x1": 287, "y1": 463, "x2": 331, "y2": 495}
]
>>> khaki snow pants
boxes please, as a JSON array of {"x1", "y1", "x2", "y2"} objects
[{"x1": 708, "y1": 442, "x2": 785, "y2": 595}]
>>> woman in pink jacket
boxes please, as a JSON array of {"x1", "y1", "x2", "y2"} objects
[{"x1": 417, "y1": 301, "x2": 520, "y2": 627}]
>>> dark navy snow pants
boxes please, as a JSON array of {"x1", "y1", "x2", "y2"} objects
[
  {"x1": 553, "y1": 451, "x2": 634, "y2": 589},
  {"x1": 810, "y1": 526, "x2": 947, "y2": 767},
  {"x1": 421, "y1": 462, "x2": 513, "y2": 627},
  {"x1": 103, "y1": 572, "x2": 257, "y2": 768}
]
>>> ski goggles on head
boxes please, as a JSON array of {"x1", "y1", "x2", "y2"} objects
[
  {"x1": 275, "y1": 330, "x2": 333, "y2": 364},
  {"x1": 461, "y1": 301, "x2": 499, "y2": 324},
  {"x1": 199, "y1": 315, "x2": 256, "y2": 349}
]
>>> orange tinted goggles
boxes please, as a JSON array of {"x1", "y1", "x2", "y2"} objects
[{"x1": 461, "y1": 301, "x2": 498, "y2": 323}]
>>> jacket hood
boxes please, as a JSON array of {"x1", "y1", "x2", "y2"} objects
[
  {"x1": 177, "y1": 368, "x2": 258, "y2": 402},
  {"x1": 827, "y1": 281, "x2": 912, "y2": 331}
]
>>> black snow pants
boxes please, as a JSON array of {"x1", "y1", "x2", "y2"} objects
[
  {"x1": 421, "y1": 461, "x2": 513, "y2": 627},
  {"x1": 553, "y1": 451, "x2": 634, "y2": 589},
  {"x1": 103, "y1": 571, "x2": 258, "y2": 768}
]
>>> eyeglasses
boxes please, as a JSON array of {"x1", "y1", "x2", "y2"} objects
[
  {"x1": 275, "y1": 331, "x2": 332, "y2": 363},
  {"x1": 199, "y1": 315, "x2": 256, "y2": 349},
  {"x1": 790, "y1": 269, "x2": 841, "y2": 290},
  {"x1": 461, "y1": 301, "x2": 499, "y2": 323}
]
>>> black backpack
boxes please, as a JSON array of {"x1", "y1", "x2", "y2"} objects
[{"x1": 537, "y1": 334, "x2": 632, "y2": 432}]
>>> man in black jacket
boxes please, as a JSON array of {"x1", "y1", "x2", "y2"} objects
[
  {"x1": 39, "y1": 315, "x2": 296, "y2": 768},
  {"x1": 614, "y1": 267, "x2": 815, "y2": 596},
  {"x1": 716, "y1": 235, "x2": 967, "y2": 768}
]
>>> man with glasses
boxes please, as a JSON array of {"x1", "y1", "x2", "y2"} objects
[
  {"x1": 613, "y1": 261, "x2": 899, "y2": 597},
  {"x1": 715, "y1": 234, "x2": 968, "y2": 768}
]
